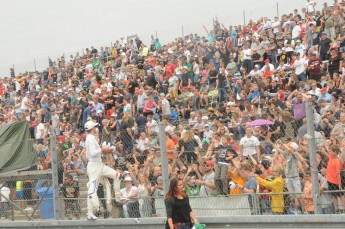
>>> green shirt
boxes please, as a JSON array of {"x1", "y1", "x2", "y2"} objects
[
  {"x1": 185, "y1": 184, "x2": 201, "y2": 196},
  {"x1": 183, "y1": 62, "x2": 193, "y2": 77}
]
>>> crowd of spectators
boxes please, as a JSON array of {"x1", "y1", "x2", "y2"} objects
[{"x1": 1, "y1": 0, "x2": 345, "y2": 218}]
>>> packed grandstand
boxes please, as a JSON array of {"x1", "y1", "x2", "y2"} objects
[{"x1": 1, "y1": 0, "x2": 345, "y2": 219}]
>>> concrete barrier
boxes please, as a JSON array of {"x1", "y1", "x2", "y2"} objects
[
  {"x1": 1, "y1": 215, "x2": 345, "y2": 229},
  {"x1": 154, "y1": 195, "x2": 251, "y2": 217}
]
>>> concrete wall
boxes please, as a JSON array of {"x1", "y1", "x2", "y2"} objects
[{"x1": 1, "y1": 215, "x2": 345, "y2": 229}]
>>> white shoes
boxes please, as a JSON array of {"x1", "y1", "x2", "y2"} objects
[
  {"x1": 24, "y1": 207, "x2": 33, "y2": 212},
  {"x1": 87, "y1": 213, "x2": 98, "y2": 220}
]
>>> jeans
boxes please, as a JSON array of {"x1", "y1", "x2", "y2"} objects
[
  {"x1": 267, "y1": 54, "x2": 277, "y2": 66},
  {"x1": 175, "y1": 225, "x2": 191, "y2": 229},
  {"x1": 0, "y1": 202, "x2": 9, "y2": 218},
  {"x1": 218, "y1": 88, "x2": 227, "y2": 103},
  {"x1": 193, "y1": 74, "x2": 200, "y2": 85},
  {"x1": 214, "y1": 164, "x2": 229, "y2": 195},
  {"x1": 296, "y1": 73, "x2": 306, "y2": 82}
]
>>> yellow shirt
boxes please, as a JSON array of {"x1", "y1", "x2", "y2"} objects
[
  {"x1": 255, "y1": 176, "x2": 285, "y2": 213},
  {"x1": 16, "y1": 181, "x2": 23, "y2": 191}
]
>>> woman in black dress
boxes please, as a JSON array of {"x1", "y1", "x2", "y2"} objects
[{"x1": 165, "y1": 178, "x2": 199, "y2": 229}]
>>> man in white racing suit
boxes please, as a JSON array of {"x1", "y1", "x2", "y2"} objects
[{"x1": 84, "y1": 120, "x2": 120, "y2": 220}]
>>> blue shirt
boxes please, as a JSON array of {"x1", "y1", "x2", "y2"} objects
[
  {"x1": 248, "y1": 91, "x2": 260, "y2": 102},
  {"x1": 82, "y1": 108, "x2": 91, "y2": 125},
  {"x1": 317, "y1": 93, "x2": 333, "y2": 104}
]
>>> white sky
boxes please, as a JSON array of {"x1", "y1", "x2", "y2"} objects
[{"x1": 0, "y1": 0, "x2": 332, "y2": 77}]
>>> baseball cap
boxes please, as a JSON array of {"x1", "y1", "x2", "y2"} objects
[
  {"x1": 321, "y1": 87, "x2": 327, "y2": 92},
  {"x1": 84, "y1": 120, "x2": 98, "y2": 131},
  {"x1": 254, "y1": 64, "x2": 260, "y2": 68},
  {"x1": 264, "y1": 59, "x2": 270, "y2": 63},
  {"x1": 124, "y1": 176, "x2": 132, "y2": 182},
  {"x1": 204, "y1": 160, "x2": 215, "y2": 167},
  {"x1": 204, "y1": 124, "x2": 209, "y2": 127},
  {"x1": 296, "y1": 39, "x2": 301, "y2": 43}
]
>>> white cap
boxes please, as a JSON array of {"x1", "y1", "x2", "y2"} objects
[
  {"x1": 204, "y1": 124, "x2": 209, "y2": 127},
  {"x1": 124, "y1": 176, "x2": 132, "y2": 182},
  {"x1": 165, "y1": 125, "x2": 176, "y2": 133},
  {"x1": 57, "y1": 89, "x2": 62, "y2": 93},
  {"x1": 84, "y1": 120, "x2": 98, "y2": 131},
  {"x1": 227, "y1": 101, "x2": 236, "y2": 106}
]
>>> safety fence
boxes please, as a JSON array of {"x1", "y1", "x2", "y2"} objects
[{"x1": 0, "y1": 102, "x2": 345, "y2": 221}]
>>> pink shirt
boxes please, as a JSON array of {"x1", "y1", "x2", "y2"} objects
[{"x1": 143, "y1": 100, "x2": 158, "y2": 113}]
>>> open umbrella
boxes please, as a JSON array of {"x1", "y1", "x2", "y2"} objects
[{"x1": 246, "y1": 119, "x2": 274, "y2": 127}]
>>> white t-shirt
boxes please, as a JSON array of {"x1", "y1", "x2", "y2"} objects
[
  {"x1": 120, "y1": 186, "x2": 138, "y2": 202},
  {"x1": 306, "y1": 1, "x2": 315, "y2": 13},
  {"x1": 272, "y1": 21, "x2": 281, "y2": 34},
  {"x1": 243, "y1": 49, "x2": 252, "y2": 60},
  {"x1": 168, "y1": 75, "x2": 179, "y2": 90},
  {"x1": 295, "y1": 44, "x2": 306, "y2": 57},
  {"x1": 292, "y1": 25, "x2": 301, "y2": 39},
  {"x1": 0, "y1": 186, "x2": 10, "y2": 202},
  {"x1": 161, "y1": 99, "x2": 171, "y2": 115},
  {"x1": 239, "y1": 135, "x2": 260, "y2": 157},
  {"x1": 294, "y1": 58, "x2": 307, "y2": 75},
  {"x1": 199, "y1": 172, "x2": 217, "y2": 196},
  {"x1": 36, "y1": 123, "x2": 45, "y2": 139},
  {"x1": 146, "y1": 120, "x2": 159, "y2": 133},
  {"x1": 284, "y1": 39, "x2": 295, "y2": 52},
  {"x1": 124, "y1": 104, "x2": 132, "y2": 113},
  {"x1": 20, "y1": 96, "x2": 29, "y2": 111}
]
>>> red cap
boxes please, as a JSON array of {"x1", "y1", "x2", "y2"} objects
[
  {"x1": 182, "y1": 86, "x2": 188, "y2": 91},
  {"x1": 321, "y1": 87, "x2": 327, "y2": 92},
  {"x1": 204, "y1": 160, "x2": 215, "y2": 167},
  {"x1": 264, "y1": 59, "x2": 270, "y2": 63}
]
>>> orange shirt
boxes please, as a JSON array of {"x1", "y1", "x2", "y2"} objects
[
  {"x1": 326, "y1": 155, "x2": 341, "y2": 185},
  {"x1": 166, "y1": 138, "x2": 176, "y2": 160},
  {"x1": 228, "y1": 170, "x2": 246, "y2": 194},
  {"x1": 262, "y1": 70, "x2": 274, "y2": 78}
]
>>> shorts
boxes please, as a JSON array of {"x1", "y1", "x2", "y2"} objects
[
  {"x1": 286, "y1": 178, "x2": 302, "y2": 197},
  {"x1": 16, "y1": 190, "x2": 24, "y2": 199},
  {"x1": 327, "y1": 181, "x2": 343, "y2": 197},
  {"x1": 169, "y1": 89, "x2": 178, "y2": 98}
]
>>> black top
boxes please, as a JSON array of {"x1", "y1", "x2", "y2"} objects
[{"x1": 165, "y1": 196, "x2": 192, "y2": 227}]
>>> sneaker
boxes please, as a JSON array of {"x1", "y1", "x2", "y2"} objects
[
  {"x1": 287, "y1": 210, "x2": 297, "y2": 215},
  {"x1": 87, "y1": 214, "x2": 98, "y2": 220},
  {"x1": 24, "y1": 207, "x2": 33, "y2": 212}
]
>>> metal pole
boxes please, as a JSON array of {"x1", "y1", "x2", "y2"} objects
[
  {"x1": 50, "y1": 135, "x2": 64, "y2": 219},
  {"x1": 159, "y1": 122, "x2": 169, "y2": 195},
  {"x1": 277, "y1": 2, "x2": 279, "y2": 18},
  {"x1": 243, "y1": 10, "x2": 246, "y2": 25},
  {"x1": 155, "y1": 31, "x2": 158, "y2": 39},
  {"x1": 182, "y1": 25, "x2": 184, "y2": 40},
  {"x1": 34, "y1": 59, "x2": 37, "y2": 72},
  {"x1": 305, "y1": 101, "x2": 322, "y2": 214}
]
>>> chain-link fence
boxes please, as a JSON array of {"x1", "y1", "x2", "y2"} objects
[{"x1": 0, "y1": 102, "x2": 344, "y2": 221}]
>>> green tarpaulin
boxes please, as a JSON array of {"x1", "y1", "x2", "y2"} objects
[{"x1": 0, "y1": 121, "x2": 37, "y2": 174}]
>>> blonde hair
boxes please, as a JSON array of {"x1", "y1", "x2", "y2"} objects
[{"x1": 182, "y1": 130, "x2": 194, "y2": 142}]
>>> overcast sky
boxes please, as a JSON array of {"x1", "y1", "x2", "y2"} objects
[{"x1": 0, "y1": 0, "x2": 332, "y2": 77}]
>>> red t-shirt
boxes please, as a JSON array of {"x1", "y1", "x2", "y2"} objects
[{"x1": 165, "y1": 64, "x2": 176, "y2": 78}]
